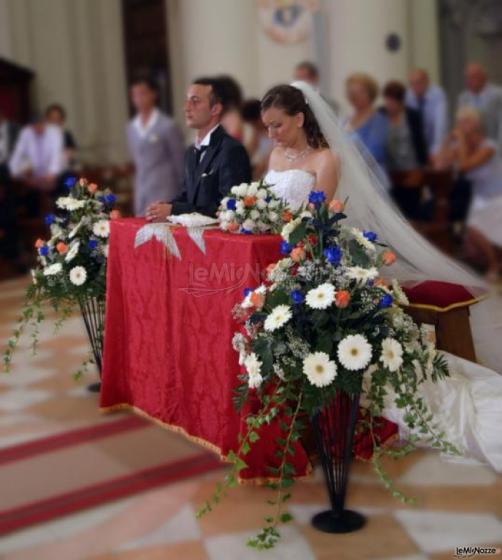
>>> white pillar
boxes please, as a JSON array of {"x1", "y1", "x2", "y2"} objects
[
  {"x1": 0, "y1": 0, "x2": 13, "y2": 59},
  {"x1": 324, "y1": 0, "x2": 411, "y2": 113},
  {"x1": 409, "y1": 0, "x2": 440, "y2": 83}
]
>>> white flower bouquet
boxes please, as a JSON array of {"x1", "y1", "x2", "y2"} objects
[{"x1": 218, "y1": 181, "x2": 291, "y2": 234}]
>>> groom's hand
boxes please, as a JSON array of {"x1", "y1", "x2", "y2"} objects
[{"x1": 145, "y1": 201, "x2": 172, "y2": 222}]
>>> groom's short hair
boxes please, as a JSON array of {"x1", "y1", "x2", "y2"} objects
[{"x1": 192, "y1": 77, "x2": 228, "y2": 112}]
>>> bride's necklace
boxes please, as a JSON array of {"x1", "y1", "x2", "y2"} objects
[{"x1": 284, "y1": 146, "x2": 312, "y2": 162}]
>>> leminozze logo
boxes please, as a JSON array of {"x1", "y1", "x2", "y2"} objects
[{"x1": 454, "y1": 546, "x2": 501, "y2": 558}]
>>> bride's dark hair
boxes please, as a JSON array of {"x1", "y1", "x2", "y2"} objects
[{"x1": 261, "y1": 85, "x2": 329, "y2": 149}]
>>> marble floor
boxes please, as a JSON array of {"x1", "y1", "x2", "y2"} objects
[{"x1": 1, "y1": 276, "x2": 501, "y2": 560}]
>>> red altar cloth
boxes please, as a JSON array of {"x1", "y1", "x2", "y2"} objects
[{"x1": 100, "y1": 218, "x2": 311, "y2": 480}]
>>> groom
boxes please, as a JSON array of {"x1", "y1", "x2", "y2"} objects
[{"x1": 146, "y1": 77, "x2": 251, "y2": 221}]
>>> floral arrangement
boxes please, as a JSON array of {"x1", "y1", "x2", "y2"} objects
[
  {"x1": 218, "y1": 181, "x2": 291, "y2": 234},
  {"x1": 3, "y1": 177, "x2": 119, "y2": 373},
  {"x1": 198, "y1": 192, "x2": 457, "y2": 549}
]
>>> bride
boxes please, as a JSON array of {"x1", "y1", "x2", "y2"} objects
[{"x1": 261, "y1": 82, "x2": 502, "y2": 473}]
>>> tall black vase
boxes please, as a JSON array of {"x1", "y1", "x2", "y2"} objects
[
  {"x1": 78, "y1": 295, "x2": 105, "y2": 393},
  {"x1": 310, "y1": 390, "x2": 366, "y2": 533}
]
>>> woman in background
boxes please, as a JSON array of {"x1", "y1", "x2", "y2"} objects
[{"x1": 241, "y1": 99, "x2": 273, "y2": 180}]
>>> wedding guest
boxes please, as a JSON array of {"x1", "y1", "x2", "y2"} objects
[
  {"x1": 45, "y1": 103, "x2": 77, "y2": 164},
  {"x1": 217, "y1": 75, "x2": 244, "y2": 141},
  {"x1": 241, "y1": 99, "x2": 273, "y2": 180},
  {"x1": 145, "y1": 77, "x2": 251, "y2": 221},
  {"x1": 437, "y1": 107, "x2": 502, "y2": 280},
  {"x1": 458, "y1": 63, "x2": 502, "y2": 151},
  {"x1": 345, "y1": 72, "x2": 388, "y2": 170},
  {"x1": 126, "y1": 77, "x2": 184, "y2": 216},
  {"x1": 293, "y1": 60, "x2": 340, "y2": 114},
  {"x1": 406, "y1": 68, "x2": 448, "y2": 161},
  {"x1": 381, "y1": 81, "x2": 428, "y2": 219}
]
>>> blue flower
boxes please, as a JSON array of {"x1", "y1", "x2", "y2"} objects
[
  {"x1": 290, "y1": 290, "x2": 304, "y2": 304},
  {"x1": 324, "y1": 245, "x2": 342, "y2": 265},
  {"x1": 105, "y1": 193, "x2": 116, "y2": 205},
  {"x1": 64, "y1": 176, "x2": 77, "y2": 190},
  {"x1": 38, "y1": 246, "x2": 49, "y2": 256},
  {"x1": 44, "y1": 214, "x2": 55, "y2": 225},
  {"x1": 367, "y1": 279, "x2": 374, "y2": 287},
  {"x1": 241, "y1": 228, "x2": 252, "y2": 235},
  {"x1": 363, "y1": 230, "x2": 377, "y2": 242},
  {"x1": 280, "y1": 241, "x2": 292, "y2": 254},
  {"x1": 226, "y1": 198, "x2": 237, "y2": 210},
  {"x1": 308, "y1": 191, "x2": 326, "y2": 207},
  {"x1": 88, "y1": 239, "x2": 98, "y2": 250},
  {"x1": 378, "y1": 294, "x2": 393, "y2": 308},
  {"x1": 98, "y1": 195, "x2": 106, "y2": 204},
  {"x1": 243, "y1": 288, "x2": 252, "y2": 297},
  {"x1": 265, "y1": 196, "x2": 272, "y2": 203}
]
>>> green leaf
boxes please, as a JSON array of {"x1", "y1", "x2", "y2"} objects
[{"x1": 280, "y1": 512, "x2": 293, "y2": 523}]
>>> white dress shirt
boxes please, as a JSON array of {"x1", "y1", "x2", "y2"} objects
[
  {"x1": 133, "y1": 108, "x2": 160, "y2": 139},
  {"x1": 406, "y1": 83, "x2": 448, "y2": 156},
  {"x1": 9, "y1": 124, "x2": 64, "y2": 178}
]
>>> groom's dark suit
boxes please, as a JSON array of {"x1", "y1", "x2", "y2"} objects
[{"x1": 171, "y1": 125, "x2": 251, "y2": 217}]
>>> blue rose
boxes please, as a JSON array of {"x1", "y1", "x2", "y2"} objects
[
  {"x1": 88, "y1": 239, "x2": 98, "y2": 250},
  {"x1": 241, "y1": 228, "x2": 252, "y2": 235},
  {"x1": 243, "y1": 288, "x2": 253, "y2": 297},
  {"x1": 64, "y1": 176, "x2": 77, "y2": 190},
  {"x1": 308, "y1": 191, "x2": 326, "y2": 207},
  {"x1": 324, "y1": 245, "x2": 342, "y2": 265},
  {"x1": 280, "y1": 241, "x2": 292, "y2": 254},
  {"x1": 290, "y1": 289, "x2": 304, "y2": 304},
  {"x1": 38, "y1": 246, "x2": 49, "y2": 256},
  {"x1": 363, "y1": 230, "x2": 377, "y2": 242},
  {"x1": 378, "y1": 294, "x2": 393, "y2": 308},
  {"x1": 367, "y1": 279, "x2": 374, "y2": 287},
  {"x1": 105, "y1": 194, "x2": 116, "y2": 205},
  {"x1": 44, "y1": 214, "x2": 55, "y2": 225},
  {"x1": 226, "y1": 198, "x2": 237, "y2": 210}
]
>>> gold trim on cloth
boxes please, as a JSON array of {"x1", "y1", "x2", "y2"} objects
[
  {"x1": 407, "y1": 295, "x2": 485, "y2": 313},
  {"x1": 100, "y1": 403, "x2": 313, "y2": 485}
]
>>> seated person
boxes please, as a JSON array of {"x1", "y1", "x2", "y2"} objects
[
  {"x1": 45, "y1": 103, "x2": 78, "y2": 169},
  {"x1": 241, "y1": 99, "x2": 273, "y2": 180},
  {"x1": 436, "y1": 107, "x2": 502, "y2": 281}
]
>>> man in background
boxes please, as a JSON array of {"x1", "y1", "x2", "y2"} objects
[
  {"x1": 127, "y1": 77, "x2": 184, "y2": 216},
  {"x1": 458, "y1": 62, "x2": 502, "y2": 151},
  {"x1": 406, "y1": 68, "x2": 448, "y2": 162},
  {"x1": 293, "y1": 60, "x2": 340, "y2": 114}
]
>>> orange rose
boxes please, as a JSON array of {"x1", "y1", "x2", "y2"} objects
[
  {"x1": 228, "y1": 222, "x2": 239, "y2": 232},
  {"x1": 250, "y1": 291, "x2": 265, "y2": 309},
  {"x1": 335, "y1": 290, "x2": 351, "y2": 308},
  {"x1": 290, "y1": 246, "x2": 305, "y2": 262},
  {"x1": 281, "y1": 210, "x2": 293, "y2": 222},
  {"x1": 79, "y1": 178, "x2": 88, "y2": 186},
  {"x1": 374, "y1": 278, "x2": 387, "y2": 287},
  {"x1": 35, "y1": 238, "x2": 45, "y2": 249},
  {"x1": 56, "y1": 242, "x2": 68, "y2": 254},
  {"x1": 243, "y1": 196, "x2": 257, "y2": 207},
  {"x1": 382, "y1": 251, "x2": 396, "y2": 265},
  {"x1": 87, "y1": 183, "x2": 98, "y2": 194},
  {"x1": 329, "y1": 199, "x2": 345, "y2": 213},
  {"x1": 110, "y1": 209, "x2": 121, "y2": 220}
]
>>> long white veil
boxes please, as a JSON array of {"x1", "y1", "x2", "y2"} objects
[{"x1": 291, "y1": 81, "x2": 486, "y2": 295}]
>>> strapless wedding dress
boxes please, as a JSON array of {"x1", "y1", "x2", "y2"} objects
[{"x1": 265, "y1": 168, "x2": 502, "y2": 472}]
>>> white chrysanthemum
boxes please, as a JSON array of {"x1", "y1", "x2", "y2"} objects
[
  {"x1": 281, "y1": 218, "x2": 301, "y2": 241},
  {"x1": 337, "y1": 334, "x2": 373, "y2": 371},
  {"x1": 65, "y1": 241, "x2": 80, "y2": 262},
  {"x1": 380, "y1": 338, "x2": 403, "y2": 372},
  {"x1": 235, "y1": 201, "x2": 245, "y2": 215},
  {"x1": 69, "y1": 265, "x2": 87, "y2": 286},
  {"x1": 93, "y1": 220, "x2": 110, "y2": 238},
  {"x1": 43, "y1": 263, "x2": 62, "y2": 276},
  {"x1": 220, "y1": 220, "x2": 230, "y2": 231},
  {"x1": 303, "y1": 352, "x2": 337, "y2": 387},
  {"x1": 257, "y1": 220, "x2": 269, "y2": 232},
  {"x1": 248, "y1": 367, "x2": 263, "y2": 388},
  {"x1": 56, "y1": 196, "x2": 86, "y2": 211},
  {"x1": 305, "y1": 283, "x2": 335, "y2": 310},
  {"x1": 50, "y1": 223, "x2": 63, "y2": 237},
  {"x1": 244, "y1": 352, "x2": 262, "y2": 381},
  {"x1": 242, "y1": 219, "x2": 256, "y2": 231},
  {"x1": 256, "y1": 198, "x2": 267, "y2": 210},
  {"x1": 268, "y1": 211, "x2": 279, "y2": 222},
  {"x1": 256, "y1": 188, "x2": 268, "y2": 199},
  {"x1": 224, "y1": 210, "x2": 235, "y2": 222},
  {"x1": 250, "y1": 209, "x2": 260, "y2": 220},
  {"x1": 391, "y1": 279, "x2": 409, "y2": 305},
  {"x1": 235, "y1": 183, "x2": 248, "y2": 196},
  {"x1": 247, "y1": 183, "x2": 258, "y2": 196},
  {"x1": 351, "y1": 227, "x2": 375, "y2": 251},
  {"x1": 268, "y1": 199, "x2": 280, "y2": 209},
  {"x1": 264, "y1": 304, "x2": 292, "y2": 332},
  {"x1": 346, "y1": 266, "x2": 379, "y2": 283}
]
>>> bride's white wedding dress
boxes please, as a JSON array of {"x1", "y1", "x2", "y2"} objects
[{"x1": 265, "y1": 168, "x2": 502, "y2": 473}]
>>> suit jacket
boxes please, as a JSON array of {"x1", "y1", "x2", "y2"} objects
[{"x1": 171, "y1": 125, "x2": 251, "y2": 217}]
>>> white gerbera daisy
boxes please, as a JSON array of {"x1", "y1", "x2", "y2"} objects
[
  {"x1": 65, "y1": 241, "x2": 80, "y2": 262},
  {"x1": 306, "y1": 283, "x2": 335, "y2": 310},
  {"x1": 351, "y1": 227, "x2": 375, "y2": 251},
  {"x1": 93, "y1": 220, "x2": 110, "y2": 238},
  {"x1": 43, "y1": 263, "x2": 62, "y2": 276},
  {"x1": 69, "y1": 265, "x2": 87, "y2": 286},
  {"x1": 264, "y1": 304, "x2": 292, "y2": 332},
  {"x1": 244, "y1": 353, "x2": 263, "y2": 388},
  {"x1": 346, "y1": 266, "x2": 379, "y2": 283},
  {"x1": 380, "y1": 338, "x2": 403, "y2": 372},
  {"x1": 303, "y1": 352, "x2": 337, "y2": 387},
  {"x1": 337, "y1": 334, "x2": 373, "y2": 371}
]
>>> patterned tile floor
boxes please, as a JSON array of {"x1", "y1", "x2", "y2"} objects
[{"x1": 1, "y1": 277, "x2": 501, "y2": 560}]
